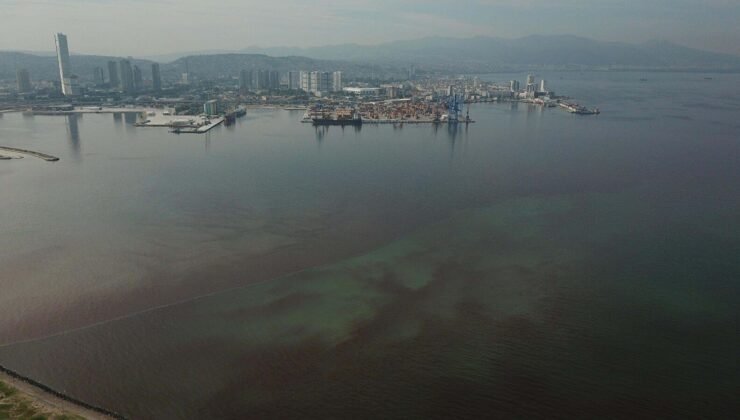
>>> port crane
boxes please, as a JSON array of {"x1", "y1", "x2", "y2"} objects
[{"x1": 447, "y1": 93, "x2": 463, "y2": 123}]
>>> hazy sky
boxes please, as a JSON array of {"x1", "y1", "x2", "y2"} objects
[{"x1": 1, "y1": 0, "x2": 739, "y2": 56}]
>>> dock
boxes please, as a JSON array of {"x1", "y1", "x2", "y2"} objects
[
  {"x1": 170, "y1": 117, "x2": 225, "y2": 134},
  {"x1": 302, "y1": 118, "x2": 474, "y2": 125},
  {"x1": 363, "y1": 119, "x2": 474, "y2": 124},
  {"x1": 0, "y1": 146, "x2": 59, "y2": 161}
]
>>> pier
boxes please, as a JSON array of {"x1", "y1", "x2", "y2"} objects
[
  {"x1": 170, "y1": 117, "x2": 225, "y2": 134},
  {"x1": 0, "y1": 146, "x2": 59, "y2": 161}
]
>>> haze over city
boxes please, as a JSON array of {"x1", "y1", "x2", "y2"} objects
[{"x1": 2, "y1": 0, "x2": 740, "y2": 56}]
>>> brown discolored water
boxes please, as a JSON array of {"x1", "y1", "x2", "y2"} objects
[{"x1": 1, "y1": 72, "x2": 739, "y2": 419}]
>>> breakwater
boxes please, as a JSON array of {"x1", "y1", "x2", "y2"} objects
[
  {"x1": 0, "y1": 146, "x2": 59, "y2": 161},
  {"x1": 0, "y1": 364, "x2": 125, "y2": 419}
]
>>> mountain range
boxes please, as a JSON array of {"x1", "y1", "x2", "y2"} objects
[{"x1": 2, "y1": 35, "x2": 739, "y2": 83}]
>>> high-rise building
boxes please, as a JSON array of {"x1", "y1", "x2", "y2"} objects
[
  {"x1": 306, "y1": 71, "x2": 331, "y2": 95},
  {"x1": 332, "y1": 71, "x2": 342, "y2": 92},
  {"x1": 539, "y1": 79, "x2": 547, "y2": 93},
  {"x1": 318, "y1": 72, "x2": 331, "y2": 93},
  {"x1": 252, "y1": 70, "x2": 263, "y2": 90},
  {"x1": 203, "y1": 100, "x2": 220, "y2": 116},
  {"x1": 133, "y1": 65, "x2": 143, "y2": 91},
  {"x1": 299, "y1": 71, "x2": 310, "y2": 92},
  {"x1": 254, "y1": 70, "x2": 270, "y2": 90},
  {"x1": 288, "y1": 71, "x2": 301, "y2": 90},
  {"x1": 510, "y1": 80, "x2": 520, "y2": 92},
  {"x1": 108, "y1": 61, "x2": 120, "y2": 87},
  {"x1": 151, "y1": 63, "x2": 162, "y2": 91},
  {"x1": 93, "y1": 67, "x2": 105, "y2": 86},
  {"x1": 16, "y1": 69, "x2": 32, "y2": 93},
  {"x1": 239, "y1": 69, "x2": 252, "y2": 92},
  {"x1": 119, "y1": 59, "x2": 135, "y2": 94},
  {"x1": 525, "y1": 74, "x2": 537, "y2": 98},
  {"x1": 309, "y1": 72, "x2": 319, "y2": 94},
  {"x1": 54, "y1": 33, "x2": 77, "y2": 96},
  {"x1": 269, "y1": 70, "x2": 280, "y2": 90}
]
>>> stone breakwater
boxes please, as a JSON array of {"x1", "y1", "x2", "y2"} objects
[
  {"x1": 0, "y1": 364, "x2": 126, "y2": 419},
  {"x1": 0, "y1": 146, "x2": 59, "y2": 161}
]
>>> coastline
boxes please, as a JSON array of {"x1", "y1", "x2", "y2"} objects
[{"x1": 0, "y1": 365, "x2": 124, "y2": 420}]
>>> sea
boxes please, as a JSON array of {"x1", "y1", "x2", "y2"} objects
[{"x1": 0, "y1": 71, "x2": 738, "y2": 419}]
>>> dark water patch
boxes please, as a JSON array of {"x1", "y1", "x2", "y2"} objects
[{"x1": 2, "y1": 72, "x2": 740, "y2": 418}]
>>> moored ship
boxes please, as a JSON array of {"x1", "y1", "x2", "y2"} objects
[
  {"x1": 312, "y1": 108, "x2": 362, "y2": 126},
  {"x1": 559, "y1": 101, "x2": 600, "y2": 115}
]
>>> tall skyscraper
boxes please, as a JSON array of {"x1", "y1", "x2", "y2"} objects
[
  {"x1": 305, "y1": 71, "x2": 331, "y2": 95},
  {"x1": 269, "y1": 70, "x2": 280, "y2": 90},
  {"x1": 239, "y1": 69, "x2": 252, "y2": 92},
  {"x1": 93, "y1": 67, "x2": 105, "y2": 86},
  {"x1": 133, "y1": 65, "x2": 143, "y2": 91},
  {"x1": 151, "y1": 63, "x2": 162, "y2": 91},
  {"x1": 119, "y1": 59, "x2": 135, "y2": 94},
  {"x1": 16, "y1": 69, "x2": 32, "y2": 93},
  {"x1": 254, "y1": 70, "x2": 270, "y2": 90},
  {"x1": 288, "y1": 71, "x2": 301, "y2": 90},
  {"x1": 309, "y1": 72, "x2": 320, "y2": 94},
  {"x1": 108, "y1": 61, "x2": 120, "y2": 87},
  {"x1": 526, "y1": 74, "x2": 535, "y2": 85},
  {"x1": 299, "y1": 71, "x2": 310, "y2": 92},
  {"x1": 332, "y1": 71, "x2": 342, "y2": 92},
  {"x1": 54, "y1": 33, "x2": 77, "y2": 96},
  {"x1": 539, "y1": 79, "x2": 547, "y2": 93},
  {"x1": 510, "y1": 80, "x2": 520, "y2": 92}
]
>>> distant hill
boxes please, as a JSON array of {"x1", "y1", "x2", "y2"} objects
[
  {"x1": 166, "y1": 54, "x2": 391, "y2": 80},
  {"x1": 240, "y1": 35, "x2": 740, "y2": 72},
  {"x1": 3, "y1": 35, "x2": 739, "y2": 83},
  {"x1": 0, "y1": 52, "x2": 392, "y2": 83},
  {"x1": 0, "y1": 52, "x2": 154, "y2": 82}
]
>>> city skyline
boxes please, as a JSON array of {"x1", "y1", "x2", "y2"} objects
[{"x1": 1, "y1": 0, "x2": 740, "y2": 57}]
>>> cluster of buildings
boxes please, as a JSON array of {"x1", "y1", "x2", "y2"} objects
[
  {"x1": 87, "y1": 58, "x2": 162, "y2": 95},
  {"x1": 13, "y1": 33, "x2": 163, "y2": 98},
  {"x1": 238, "y1": 69, "x2": 342, "y2": 96},
  {"x1": 12, "y1": 33, "x2": 345, "y2": 103},
  {"x1": 510, "y1": 74, "x2": 550, "y2": 99},
  {"x1": 97, "y1": 60, "x2": 162, "y2": 94}
]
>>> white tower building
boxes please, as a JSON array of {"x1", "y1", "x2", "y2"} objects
[{"x1": 55, "y1": 33, "x2": 77, "y2": 96}]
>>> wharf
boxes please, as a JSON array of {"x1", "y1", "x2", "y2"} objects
[
  {"x1": 364, "y1": 119, "x2": 474, "y2": 124},
  {"x1": 303, "y1": 119, "x2": 475, "y2": 125},
  {"x1": 170, "y1": 117, "x2": 225, "y2": 134},
  {"x1": 27, "y1": 107, "x2": 151, "y2": 116}
]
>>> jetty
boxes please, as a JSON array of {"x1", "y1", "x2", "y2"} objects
[{"x1": 0, "y1": 146, "x2": 59, "y2": 161}]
